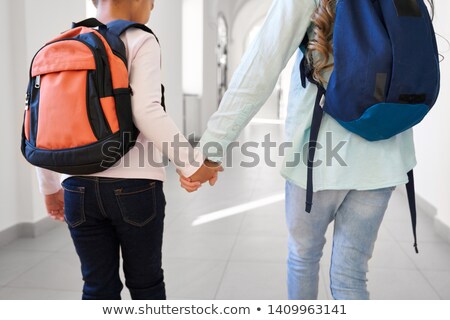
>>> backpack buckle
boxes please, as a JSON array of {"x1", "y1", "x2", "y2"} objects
[{"x1": 319, "y1": 95, "x2": 326, "y2": 108}]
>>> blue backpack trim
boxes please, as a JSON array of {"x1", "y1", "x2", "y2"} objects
[{"x1": 337, "y1": 102, "x2": 430, "y2": 141}]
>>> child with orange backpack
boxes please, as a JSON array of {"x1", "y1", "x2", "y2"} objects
[{"x1": 25, "y1": 0, "x2": 222, "y2": 300}]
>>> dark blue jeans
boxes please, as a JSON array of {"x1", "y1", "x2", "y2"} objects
[{"x1": 62, "y1": 177, "x2": 166, "y2": 300}]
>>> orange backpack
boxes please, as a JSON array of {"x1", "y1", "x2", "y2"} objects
[{"x1": 21, "y1": 19, "x2": 158, "y2": 174}]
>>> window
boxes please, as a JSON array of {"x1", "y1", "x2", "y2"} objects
[{"x1": 217, "y1": 14, "x2": 228, "y2": 107}]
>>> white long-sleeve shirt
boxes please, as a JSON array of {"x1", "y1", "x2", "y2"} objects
[{"x1": 37, "y1": 28, "x2": 203, "y2": 195}]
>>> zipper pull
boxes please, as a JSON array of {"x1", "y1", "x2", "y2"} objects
[
  {"x1": 24, "y1": 93, "x2": 30, "y2": 110},
  {"x1": 34, "y1": 75, "x2": 41, "y2": 89}
]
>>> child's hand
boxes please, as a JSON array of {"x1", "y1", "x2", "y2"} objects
[
  {"x1": 189, "y1": 160, "x2": 223, "y2": 185},
  {"x1": 44, "y1": 189, "x2": 65, "y2": 222},
  {"x1": 178, "y1": 160, "x2": 223, "y2": 192},
  {"x1": 178, "y1": 172, "x2": 202, "y2": 192}
]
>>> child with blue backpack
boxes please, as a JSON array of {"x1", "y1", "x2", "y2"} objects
[{"x1": 181, "y1": 0, "x2": 439, "y2": 299}]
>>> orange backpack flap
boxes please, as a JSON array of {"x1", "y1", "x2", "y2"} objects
[
  {"x1": 48, "y1": 26, "x2": 129, "y2": 89},
  {"x1": 21, "y1": 19, "x2": 156, "y2": 174},
  {"x1": 32, "y1": 40, "x2": 98, "y2": 150}
]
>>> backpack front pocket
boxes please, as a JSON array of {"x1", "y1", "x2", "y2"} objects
[{"x1": 29, "y1": 39, "x2": 112, "y2": 150}]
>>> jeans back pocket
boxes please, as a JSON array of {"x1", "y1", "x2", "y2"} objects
[
  {"x1": 114, "y1": 181, "x2": 157, "y2": 227},
  {"x1": 62, "y1": 183, "x2": 86, "y2": 228}
]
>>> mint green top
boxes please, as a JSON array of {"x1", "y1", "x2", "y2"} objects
[{"x1": 199, "y1": 0, "x2": 416, "y2": 191}]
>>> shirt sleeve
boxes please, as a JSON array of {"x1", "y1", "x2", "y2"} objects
[
  {"x1": 36, "y1": 167, "x2": 61, "y2": 195},
  {"x1": 199, "y1": 0, "x2": 317, "y2": 162},
  {"x1": 129, "y1": 32, "x2": 204, "y2": 177}
]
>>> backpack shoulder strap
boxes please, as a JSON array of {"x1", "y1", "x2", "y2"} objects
[
  {"x1": 106, "y1": 20, "x2": 158, "y2": 43},
  {"x1": 297, "y1": 33, "x2": 327, "y2": 213},
  {"x1": 72, "y1": 18, "x2": 106, "y2": 29},
  {"x1": 406, "y1": 170, "x2": 419, "y2": 254},
  {"x1": 105, "y1": 20, "x2": 166, "y2": 112},
  {"x1": 299, "y1": 34, "x2": 310, "y2": 89}
]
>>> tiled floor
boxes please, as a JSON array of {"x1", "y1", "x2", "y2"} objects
[{"x1": 1, "y1": 123, "x2": 449, "y2": 300}]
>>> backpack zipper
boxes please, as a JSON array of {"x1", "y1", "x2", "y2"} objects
[{"x1": 34, "y1": 75, "x2": 41, "y2": 89}]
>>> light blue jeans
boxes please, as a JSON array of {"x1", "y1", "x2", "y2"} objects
[{"x1": 285, "y1": 181, "x2": 395, "y2": 300}]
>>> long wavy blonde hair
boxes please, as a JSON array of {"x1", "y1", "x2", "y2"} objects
[{"x1": 306, "y1": 0, "x2": 336, "y2": 85}]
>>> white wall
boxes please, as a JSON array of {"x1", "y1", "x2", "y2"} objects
[
  {"x1": 148, "y1": 0, "x2": 184, "y2": 129},
  {"x1": 182, "y1": 0, "x2": 203, "y2": 96},
  {"x1": 11, "y1": 0, "x2": 36, "y2": 228},
  {"x1": 414, "y1": 0, "x2": 450, "y2": 234},
  {"x1": 0, "y1": 0, "x2": 20, "y2": 232},
  {"x1": 0, "y1": 0, "x2": 86, "y2": 234}
]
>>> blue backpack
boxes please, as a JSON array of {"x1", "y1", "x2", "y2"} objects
[{"x1": 300, "y1": 0, "x2": 440, "y2": 253}]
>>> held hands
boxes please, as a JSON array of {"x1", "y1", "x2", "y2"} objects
[
  {"x1": 178, "y1": 159, "x2": 224, "y2": 193},
  {"x1": 44, "y1": 189, "x2": 65, "y2": 222}
]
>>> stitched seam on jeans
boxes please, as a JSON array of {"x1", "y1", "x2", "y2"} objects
[
  {"x1": 115, "y1": 185, "x2": 157, "y2": 227},
  {"x1": 123, "y1": 215, "x2": 156, "y2": 227},
  {"x1": 62, "y1": 186, "x2": 85, "y2": 194},
  {"x1": 76, "y1": 177, "x2": 126, "y2": 183},
  {"x1": 114, "y1": 182, "x2": 156, "y2": 196},
  {"x1": 95, "y1": 181, "x2": 109, "y2": 218},
  {"x1": 65, "y1": 191, "x2": 86, "y2": 228}
]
